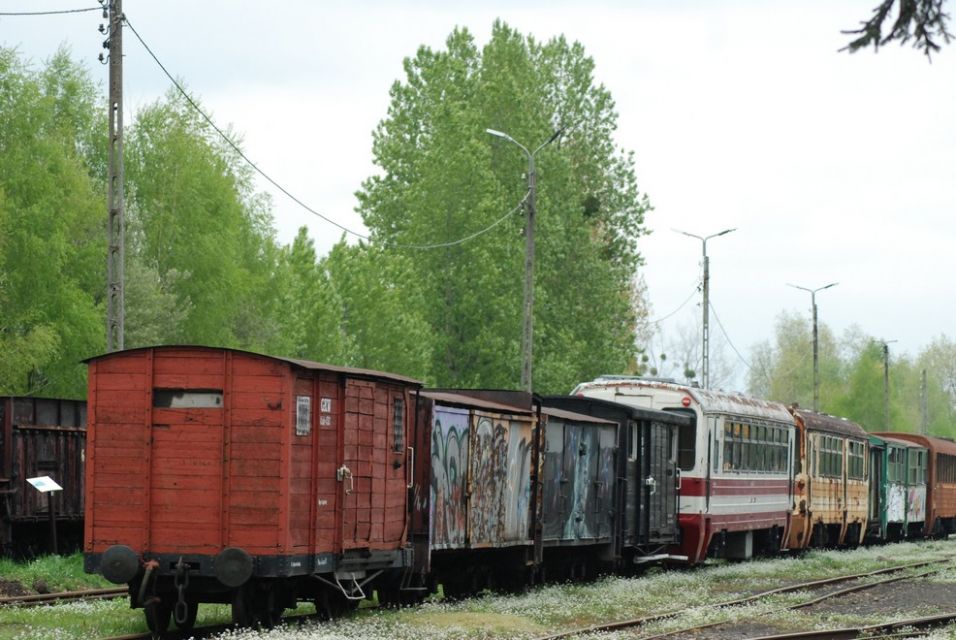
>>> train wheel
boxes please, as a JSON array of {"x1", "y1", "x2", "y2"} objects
[
  {"x1": 256, "y1": 586, "x2": 283, "y2": 629},
  {"x1": 231, "y1": 585, "x2": 259, "y2": 628},
  {"x1": 144, "y1": 599, "x2": 172, "y2": 639},
  {"x1": 313, "y1": 590, "x2": 357, "y2": 619},
  {"x1": 173, "y1": 602, "x2": 198, "y2": 632},
  {"x1": 313, "y1": 591, "x2": 332, "y2": 620}
]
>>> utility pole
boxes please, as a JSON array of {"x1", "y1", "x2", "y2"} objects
[
  {"x1": 881, "y1": 340, "x2": 896, "y2": 430},
  {"x1": 104, "y1": 0, "x2": 125, "y2": 351},
  {"x1": 920, "y1": 368, "x2": 928, "y2": 435},
  {"x1": 486, "y1": 127, "x2": 563, "y2": 393},
  {"x1": 787, "y1": 282, "x2": 838, "y2": 412},
  {"x1": 674, "y1": 228, "x2": 736, "y2": 388}
]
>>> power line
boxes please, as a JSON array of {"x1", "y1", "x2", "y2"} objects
[
  {"x1": 123, "y1": 17, "x2": 368, "y2": 241},
  {"x1": 650, "y1": 287, "x2": 699, "y2": 324},
  {"x1": 708, "y1": 300, "x2": 752, "y2": 371},
  {"x1": 387, "y1": 191, "x2": 530, "y2": 250},
  {"x1": 123, "y1": 16, "x2": 527, "y2": 252},
  {"x1": 0, "y1": 6, "x2": 99, "y2": 15}
]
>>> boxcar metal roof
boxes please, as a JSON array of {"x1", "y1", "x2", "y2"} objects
[
  {"x1": 541, "y1": 405, "x2": 617, "y2": 426},
  {"x1": 874, "y1": 432, "x2": 956, "y2": 455},
  {"x1": 874, "y1": 433, "x2": 928, "y2": 450},
  {"x1": 790, "y1": 408, "x2": 868, "y2": 440},
  {"x1": 420, "y1": 390, "x2": 533, "y2": 415},
  {"x1": 427, "y1": 388, "x2": 535, "y2": 411},
  {"x1": 84, "y1": 345, "x2": 422, "y2": 386},
  {"x1": 543, "y1": 395, "x2": 693, "y2": 427}
]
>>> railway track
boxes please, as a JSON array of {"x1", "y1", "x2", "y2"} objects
[
  {"x1": 0, "y1": 586, "x2": 127, "y2": 608},
  {"x1": 96, "y1": 611, "x2": 321, "y2": 640},
  {"x1": 533, "y1": 557, "x2": 952, "y2": 640},
  {"x1": 746, "y1": 611, "x2": 956, "y2": 639}
]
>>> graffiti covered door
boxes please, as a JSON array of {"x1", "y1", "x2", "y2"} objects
[
  {"x1": 467, "y1": 411, "x2": 534, "y2": 546},
  {"x1": 429, "y1": 406, "x2": 470, "y2": 549}
]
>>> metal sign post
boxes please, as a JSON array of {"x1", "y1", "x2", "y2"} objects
[{"x1": 27, "y1": 476, "x2": 63, "y2": 555}]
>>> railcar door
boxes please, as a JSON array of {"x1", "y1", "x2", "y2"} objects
[
  {"x1": 869, "y1": 444, "x2": 884, "y2": 533},
  {"x1": 149, "y1": 386, "x2": 225, "y2": 553},
  {"x1": 340, "y1": 381, "x2": 409, "y2": 550},
  {"x1": 642, "y1": 418, "x2": 678, "y2": 543}
]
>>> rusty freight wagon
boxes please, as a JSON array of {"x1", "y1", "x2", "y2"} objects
[
  {"x1": 542, "y1": 396, "x2": 687, "y2": 568},
  {"x1": 0, "y1": 396, "x2": 86, "y2": 555},
  {"x1": 874, "y1": 432, "x2": 956, "y2": 537},
  {"x1": 786, "y1": 408, "x2": 869, "y2": 549},
  {"x1": 408, "y1": 389, "x2": 541, "y2": 596},
  {"x1": 84, "y1": 346, "x2": 420, "y2": 634}
]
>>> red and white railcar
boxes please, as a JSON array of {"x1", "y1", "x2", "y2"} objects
[{"x1": 572, "y1": 377, "x2": 794, "y2": 563}]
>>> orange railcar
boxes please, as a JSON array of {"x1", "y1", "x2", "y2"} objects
[
  {"x1": 84, "y1": 346, "x2": 420, "y2": 632},
  {"x1": 787, "y1": 408, "x2": 869, "y2": 549}
]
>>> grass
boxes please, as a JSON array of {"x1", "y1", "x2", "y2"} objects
[
  {"x1": 1, "y1": 542, "x2": 956, "y2": 639},
  {"x1": 0, "y1": 555, "x2": 110, "y2": 594}
]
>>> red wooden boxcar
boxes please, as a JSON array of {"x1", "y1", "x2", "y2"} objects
[
  {"x1": 875, "y1": 432, "x2": 956, "y2": 536},
  {"x1": 0, "y1": 397, "x2": 86, "y2": 555},
  {"x1": 84, "y1": 346, "x2": 420, "y2": 633}
]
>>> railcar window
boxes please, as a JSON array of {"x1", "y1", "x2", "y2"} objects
[
  {"x1": 817, "y1": 436, "x2": 843, "y2": 478},
  {"x1": 848, "y1": 440, "x2": 865, "y2": 479},
  {"x1": 909, "y1": 450, "x2": 926, "y2": 484},
  {"x1": 939, "y1": 454, "x2": 956, "y2": 484},
  {"x1": 720, "y1": 420, "x2": 788, "y2": 473},
  {"x1": 888, "y1": 448, "x2": 903, "y2": 483},
  {"x1": 393, "y1": 397, "x2": 405, "y2": 452},
  {"x1": 153, "y1": 389, "x2": 223, "y2": 408},
  {"x1": 295, "y1": 395, "x2": 311, "y2": 436}
]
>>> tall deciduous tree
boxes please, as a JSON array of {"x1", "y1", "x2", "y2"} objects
[
  {"x1": 748, "y1": 311, "x2": 840, "y2": 408},
  {"x1": 125, "y1": 89, "x2": 281, "y2": 350},
  {"x1": 748, "y1": 312, "x2": 956, "y2": 438},
  {"x1": 357, "y1": 22, "x2": 650, "y2": 392},
  {"x1": 0, "y1": 48, "x2": 103, "y2": 397},
  {"x1": 270, "y1": 227, "x2": 352, "y2": 363}
]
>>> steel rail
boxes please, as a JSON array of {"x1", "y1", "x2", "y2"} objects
[
  {"x1": 638, "y1": 566, "x2": 946, "y2": 640},
  {"x1": 531, "y1": 558, "x2": 946, "y2": 640},
  {"x1": 745, "y1": 611, "x2": 956, "y2": 640},
  {"x1": 0, "y1": 587, "x2": 127, "y2": 607}
]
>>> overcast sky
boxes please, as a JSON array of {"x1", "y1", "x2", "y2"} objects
[{"x1": 5, "y1": 1, "x2": 955, "y2": 388}]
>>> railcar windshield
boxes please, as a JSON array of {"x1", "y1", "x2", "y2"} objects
[{"x1": 664, "y1": 408, "x2": 696, "y2": 471}]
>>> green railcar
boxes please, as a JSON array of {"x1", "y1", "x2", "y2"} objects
[{"x1": 866, "y1": 434, "x2": 928, "y2": 541}]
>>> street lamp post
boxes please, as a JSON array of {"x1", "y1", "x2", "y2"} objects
[
  {"x1": 673, "y1": 228, "x2": 736, "y2": 389},
  {"x1": 787, "y1": 282, "x2": 838, "y2": 412},
  {"x1": 486, "y1": 127, "x2": 563, "y2": 393}
]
